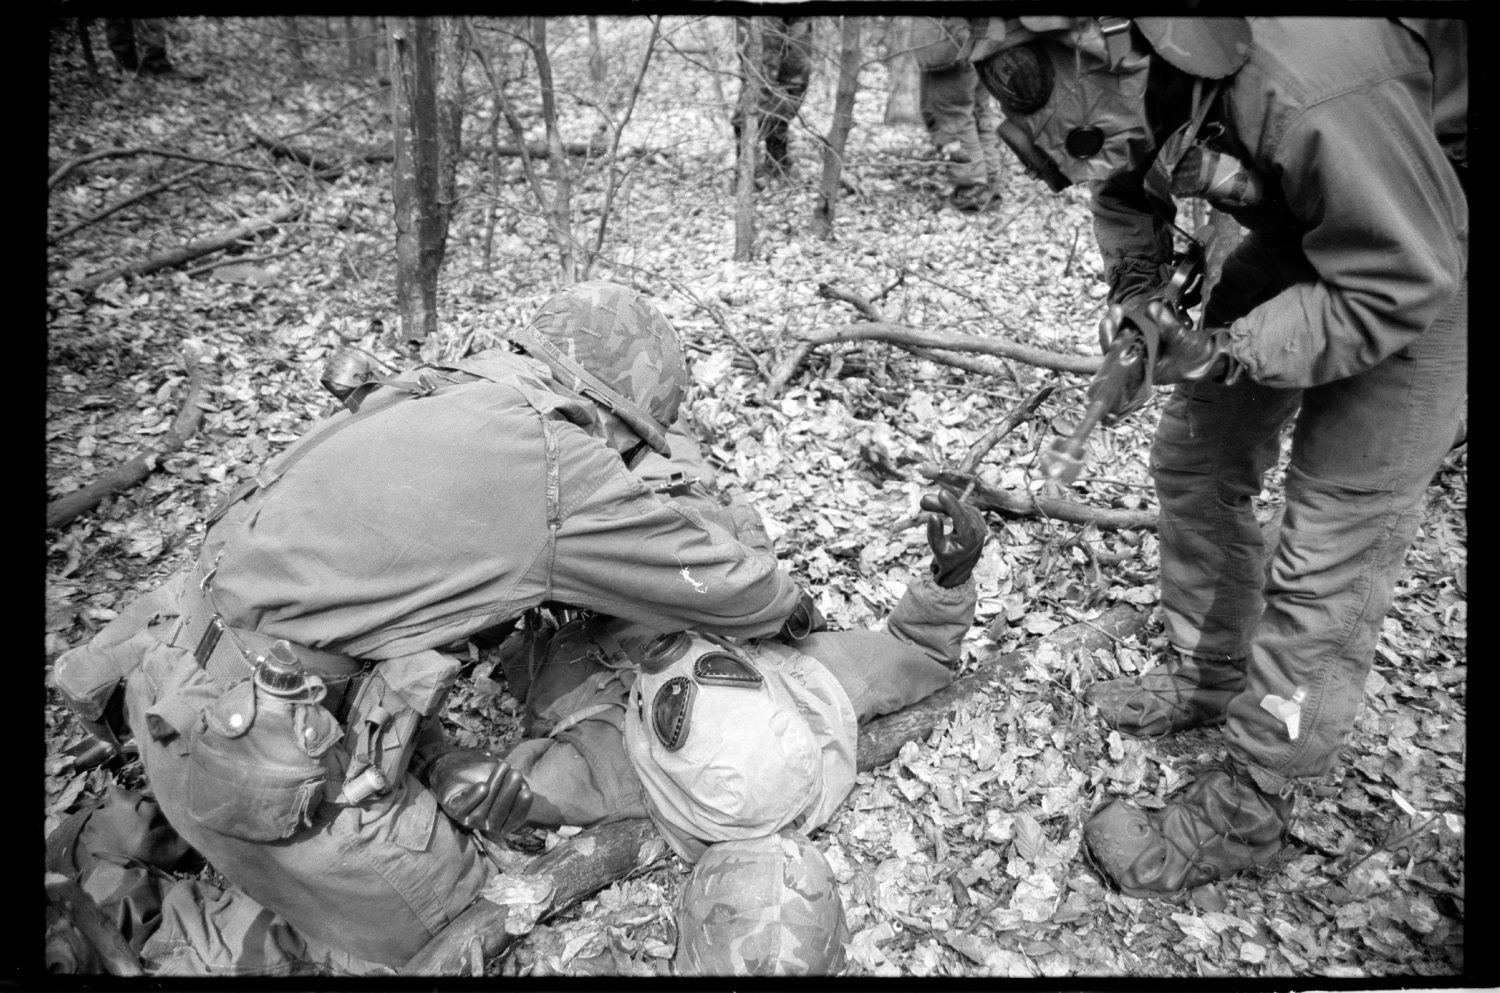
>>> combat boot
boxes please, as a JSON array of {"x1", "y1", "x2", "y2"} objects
[
  {"x1": 1084, "y1": 762, "x2": 1291, "y2": 897},
  {"x1": 1084, "y1": 652, "x2": 1244, "y2": 737}
]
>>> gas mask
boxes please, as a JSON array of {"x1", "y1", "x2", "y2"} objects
[{"x1": 976, "y1": 17, "x2": 1154, "y2": 190}]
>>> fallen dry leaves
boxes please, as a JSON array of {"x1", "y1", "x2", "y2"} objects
[{"x1": 46, "y1": 17, "x2": 1466, "y2": 979}]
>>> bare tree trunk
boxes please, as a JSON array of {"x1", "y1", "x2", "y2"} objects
[
  {"x1": 284, "y1": 17, "x2": 307, "y2": 76},
  {"x1": 811, "y1": 16, "x2": 862, "y2": 240},
  {"x1": 344, "y1": 17, "x2": 359, "y2": 72},
  {"x1": 533, "y1": 17, "x2": 577, "y2": 284},
  {"x1": 883, "y1": 17, "x2": 923, "y2": 126},
  {"x1": 732, "y1": 17, "x2": 762, "y2": 262},
  {"x1": 389, "y1": 18, "x2": 466, "y2": 347},
  {"x1": 587, "y1": 15, "x2": 606, "y2": 85}
]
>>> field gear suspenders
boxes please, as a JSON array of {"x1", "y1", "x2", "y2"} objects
[{"x1": 202, "y1": 368, "x2": 459, "y2": 528}]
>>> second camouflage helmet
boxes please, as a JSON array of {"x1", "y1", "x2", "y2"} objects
[
  {"x1": 507, "y1": 280, "x2": 689, "y2": 456},
  {"x1": 673, "y1": 830, "x2": 849, "y2": 975}
]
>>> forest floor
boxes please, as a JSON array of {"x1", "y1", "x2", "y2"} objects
[{"x1": 45, "y1": 17, "x2": 1468, "y2": 980}]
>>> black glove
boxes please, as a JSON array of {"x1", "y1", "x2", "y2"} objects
[
  {"x1": 777, "y1": 587, "x2": 827, "y2": 641},
  {"x1": 428, "y1": 749, "x2": 533, "y2": 843},
  {"x1": 922, "y1": 491, "x2": 987, "y2": 588},
  {"x1": 1142, "y1": 300, "x2": 1239, "y2": 386}
]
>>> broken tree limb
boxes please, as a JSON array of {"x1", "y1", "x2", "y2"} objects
[
  {"x1": 49, "y1": 162, "x2": 214, "y2": 245},
  {"x1": 795, "y1": 322, "x2": 1101, "y2": 375},
  {"x1": 764, "y1": 341, "x2": 816, "y2": 400},
  {"x1": 959, "y1": 383, "x2": 1055, "y2": 474},
  {"x1": 400, "y1": 817, "x2": 664, "y2": 975},
  {"x1": 857, "y1": 602, "x2": 1148, "y2": 771},
  {"x1": 922, "y1": 464, "x2": 1158, "y2": 532},
  {"x1": 251, "y1": 132, "x2": 345, "y2": 179},
  {"x1": 48, "y1": 145, "x2": 275, "y2": 193},
  {"x1": 46, "y1": 348, "x2": 209, "y2": 530},
  {"x1": 67, "y1": 204, "x2": 301, "y2": 295},
  {"x1": 910, "y1": 346, "x2": 1019, "y2": 382}
]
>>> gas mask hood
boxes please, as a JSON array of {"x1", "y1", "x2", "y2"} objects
[
  {"x1": 974, "y1": 17, "x2": 1250, "y2": 190},
  {"x1": 976, "y1": 17, "x2": 1153, "y2": 189}
]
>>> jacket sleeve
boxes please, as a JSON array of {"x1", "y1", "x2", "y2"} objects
[
  {"x1": 548, "y1": 429, "x2": 802, "y2": 640},
  {"x1": 884, "y1": 571, "x2": 977, "y2": 665},
  {"x1": 1225, "y1": 79, "x2": 1467, "y2": 387},
  {"x1": 1089, "y1": 169, "x2": 1179, "y2": 308},
  {"x1": 633, "y1": 422, "x2": 774, "y2": 556}
]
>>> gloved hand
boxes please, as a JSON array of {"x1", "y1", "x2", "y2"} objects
[
  {"x1": 428, "y1": 748, "x2": 533, "y2": 843},
  {"x1": 922, "y1": 491, "x2": 987, "y2": 588},
  {"x1": 777, "y1": 588, "x2": 827, "y2": 641},
  {"x1": 1143, "y1": 300, "x2": 1239, "y2": 386}
]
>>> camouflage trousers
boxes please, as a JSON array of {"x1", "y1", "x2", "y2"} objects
[
  {"x1": 920, "y1": 63, "x2": 1002, "y2": 193},
  {"x1": 103, "y1": 18, "x2": 172, "y2": 73}
]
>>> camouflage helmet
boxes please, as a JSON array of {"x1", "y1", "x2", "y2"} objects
[
  {"x1": 674, "y1": 830, "x2": 849, "y2": 976},
  {"x1": 507, "y1": 280, "x2": 689, "y2": 456}
]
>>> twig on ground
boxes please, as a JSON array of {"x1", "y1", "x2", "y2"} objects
[
  {"x1": 922, "y1": 464, "x2": 1157, "y2": 532},
  {"x1": 49, "y1": 162, "x2": 214, "y2": 245},
  {"x1": 48, "y1": 145, "x2": 276, "y2": 192},
  {"x1": 958, "y1": 382, "x2": 1055, "y2": 474},
  {"x1": 66, "y1": 204, "x2": 302, "y2": 294},
  {"x1": 183, "y1": 245, "x2": 303, "y2": 279},
  {"x1": 46, "y1": 346, "x2": 211, "y2": 530},
  {"x1": 796, "y1": 322, "x2": 1100, "y2": 375}
]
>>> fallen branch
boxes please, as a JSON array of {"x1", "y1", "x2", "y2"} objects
[
  {"x1": 66, "y1": 204, "x2": 301, "y2": 294},
  {"x1": 958, "y1": 383, "x2": 1055, "y2": 474},
  {"x1": 48, "y1": 162, "x2": 213, "y2": 245},
  {"x1": 764, "y1": 342, "x2": 816, "y2": 400},
  {"x1": 795, "y1": 322, "x2": 1100, "y2": 375},
  {"x1": 48, "y1": 145, "x2": 275, "y2": 192},
  {"x1": 909, "y1": 346, "x2": 1019, "y2": 382},
  {"x1": 251, "y1": 132, "x2": 344, "y2": 179},
  {"x1": 46, "y1": 347, "x2": 210, "y2": 530},
  {"x1": 400, "y1": 817, "x2": 664, "y2": 975},
  {"x1": 857, "y1": 602, "x2": 1148, "y2": 771},
  {"x1": 921, "y1": 464, "x2": 1158, "y2": 532}
]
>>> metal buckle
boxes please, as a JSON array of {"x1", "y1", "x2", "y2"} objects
[
  {"x1": 194, "y1": 616, "x2": 226, "y2": 669},
  {"x1": 1098, "y1": 16, "x2": 1133, "y2": 69}
]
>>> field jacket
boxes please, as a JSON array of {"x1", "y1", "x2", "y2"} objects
[
  {"x1": 197, "y1": 348, "x2": 803, "y2": 662},
  {"x1": 1091, "y1": 17, "x2": 1467, "y2": 389}
]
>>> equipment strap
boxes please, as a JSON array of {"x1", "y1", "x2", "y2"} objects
[{"x1": 174, "y1": 562, "x2": 364, "y2": 688}]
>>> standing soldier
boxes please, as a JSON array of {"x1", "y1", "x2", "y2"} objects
[
  {"x1": 970, "y1": 17, "x2": 1466, "y2": 895},
  {"x1": 733, "y1": 17, "x2": 815, "y2": 185},
  {"x1": 913, "y1": 16, "x2": 1003, "y2": 212}
]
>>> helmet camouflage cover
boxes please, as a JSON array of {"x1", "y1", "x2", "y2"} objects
[
  {"x1": 674, "y1": 830, "x2": 849, "y2": 976},
  {"x1": 507, "y1": 280, "x2": 689, "y2": 456}
]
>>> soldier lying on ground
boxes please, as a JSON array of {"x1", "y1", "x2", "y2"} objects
[{"x1": 49, "y1": 281, "x2": 824, "y2": 972}]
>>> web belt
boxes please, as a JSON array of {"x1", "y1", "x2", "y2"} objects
[{"x1": 176, "y1": 561, "x2": 364, "y2": 689}]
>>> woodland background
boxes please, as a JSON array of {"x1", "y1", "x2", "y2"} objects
[{"x1": 44, "y1": 15, "x2": 1468, "y2": 979}]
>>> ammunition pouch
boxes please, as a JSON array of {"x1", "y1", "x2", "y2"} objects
[
  {"x1": 337, "y1": 650, "x2": 461, "y2": 806},
  {"x1": 185, "y1": 678, "x2": 343, "y2": 843}
]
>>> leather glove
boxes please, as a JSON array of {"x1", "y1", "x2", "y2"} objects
[
  {"x1": 922, "y1": 491, "x2": 987, "y2": 588},
  {"x1": 777, "y1": 587, "x2": 827, "y2": 641},
  {"x1": 428, "y1": 748, "x2": 533, "y2": 842},
  {"x1": 1143, "y1": 299, "x2": 1240, "y2": 386}
]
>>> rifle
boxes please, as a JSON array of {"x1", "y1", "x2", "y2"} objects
[{"x1": 1040, "y1": 242, "x2": 1205, "y2": 486}]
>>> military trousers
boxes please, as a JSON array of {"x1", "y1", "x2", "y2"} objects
[
  {"x1": 1150, "y1": 276, "x2": 1466, "y2": 793},
  {"x1": 123, "y1": 613, "x2": 493, "y2": 968},
  {"x1": 919, "y1": 63, "x2": 1001, "y2": 192}
]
